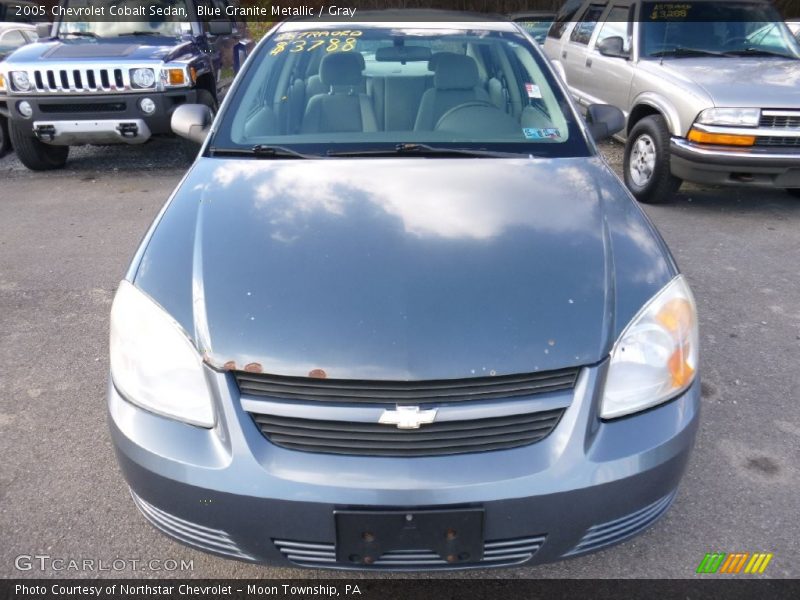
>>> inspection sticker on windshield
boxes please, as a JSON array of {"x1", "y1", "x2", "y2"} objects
[
  {"x1": 523, "y1": 128, "x2": 560, "y2": 139},
  {"x1": 525, "y1": 83, "x2": 542, "y2": 98}
]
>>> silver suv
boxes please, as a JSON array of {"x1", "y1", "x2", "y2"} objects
[{"x1": 544, "y1": 0, "x2": 800, "y2": 203}]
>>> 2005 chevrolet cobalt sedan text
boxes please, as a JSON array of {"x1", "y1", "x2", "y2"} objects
[{"x1": 108, "y1": 14, "x2": 700, "y2": 570}]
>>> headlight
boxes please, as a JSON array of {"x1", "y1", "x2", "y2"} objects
[
  {"x1": 601, "y1": 275, "x2": 698, "y2": 419},
  {"x1": 130, "y1": 68, "x2": 155, "y2": 89},
  {"x1": 110, "y1": 280, "x2": 215, "y2": 427},
  {"x1": 10, "y1": 71, "x2": 31, "y2": 92},
  {"x1": 695, "y1": 108, "x2": 760, "y2": 127}
]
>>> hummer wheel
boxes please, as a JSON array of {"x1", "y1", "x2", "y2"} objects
[{"x1": 9, "y1": 120, "x2": 69, "y2": 171}]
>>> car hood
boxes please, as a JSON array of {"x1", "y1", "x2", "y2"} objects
[
  {"x1": 655, "y1": 57, "x2": 800, "y2": 107},
  {"x1": 3, "y1": 37, "x2": 191, "y2": 64},
  {"x1": 133, "y1": 157, "x2": 676, "y2": 381}
]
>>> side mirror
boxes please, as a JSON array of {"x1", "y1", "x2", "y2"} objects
[
  {"x1": 171, "y1": 104, "x2": 214, "y2": 144},
  {"x1": 586, "y1": 103, "x2": 625, "y2": 142},
  {"x1": 597, "y1": 36, "x2": 629, "y2": 58},
  {"x1": 36, "y1": 23, "x2": 52, "y2": 38},
  {"x1": 207, "y1": 20, "x2": 233, "y2": 36}
]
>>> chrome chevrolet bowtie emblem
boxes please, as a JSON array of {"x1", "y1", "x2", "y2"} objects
[{"x1": 378, "y1": 406, "x2": 438, "y2": 429}]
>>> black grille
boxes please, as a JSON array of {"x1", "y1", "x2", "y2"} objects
[
  {"x1": 759, "y1": 113, "x2": 800, "y2": 129},
  {"x1": 235, "y1": 368, "x2": 579, "y2": 405},
  {"x1": 250, "y1": 409, "x2": 565, "y2": 457},
  {"x1": 39, "y1": 102, "x2": 126, "y2": 114},
  {"x1": 754, "y1": 136, "x2": 800, "y2": 147}
]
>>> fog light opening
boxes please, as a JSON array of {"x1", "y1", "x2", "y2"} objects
[
  {"x1": 18, "y1": 100, "x2": 33, "y2": 118},
  {"x1": 139, "y1": 97, "x2": 156, "y2": 115}
]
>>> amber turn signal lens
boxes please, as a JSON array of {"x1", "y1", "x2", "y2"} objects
[
  {"x1": 189, "y1": 67, "x2": 197, "y2": 83},
  {"x1": 167, "y1": 68, "x2": 186, "y2": 86},
  {"x1": 0, "y1": 74, "x2": 5, "y2": 90},
  {"x1": 668, "y1": 344, "x2": 695, "y2": 388},
  {"x1": 688, "y1": 128, "x2": 755, "y2": 146}
]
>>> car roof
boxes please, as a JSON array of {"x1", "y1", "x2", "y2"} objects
[
  {"x1": 0, "y1": 22, "x2": 36, "y2": 32},
  {"x1": 279, "y1": 10, "x2": 517, "y2": 32}
]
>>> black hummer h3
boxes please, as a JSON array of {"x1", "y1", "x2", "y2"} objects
[{"x1": 0, "y1": 0, "x2": 248, "y2": 170}]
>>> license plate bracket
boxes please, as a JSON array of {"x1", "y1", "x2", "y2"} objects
[{"x1": 334, "y1": 508, "x2": 484, "y2": 565}]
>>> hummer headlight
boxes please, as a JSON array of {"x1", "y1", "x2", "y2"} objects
[
  {"x1": 11, "y1": 71, "x2": 31, "y2": 92},
  {"x1": 130, "y1": 68, "x2": 156, "y2": 89}
]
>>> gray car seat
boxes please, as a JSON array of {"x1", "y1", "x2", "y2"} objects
[
  {"x1": 301, "y1": 52, "x2": 378, "y2": 134},
  {"x1": 306, "y1": 51, "x2": 367, "y2": 98},
  {"x1": 414, "y1": 54, "x2": 491, "y2": 131}
]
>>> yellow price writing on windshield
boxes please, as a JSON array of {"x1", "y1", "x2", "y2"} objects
[
  {"x1": 650, "y1": 3, "x2": 692, "y2": 20},
  {"x1": 270, "y1": 37, "x2": 358, "y2": 56},
  {"x1": 274, "y1": 30, "x2": 363, "y2": 41}
]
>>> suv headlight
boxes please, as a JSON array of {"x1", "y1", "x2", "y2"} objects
[
  {"x1": 110, "y1": 280, "x2": 215, "y2": 427},
  {"x1": 130, "y1": 68, "x2": 155, "y2": 89},
  {"x1": 695, "y1": 107, "x2": 760, "y2": 127},
  {"x1": 601, "y1": 275, "x2": 698, "y2": 419},
  {"x1": 10, "y1": 71, "x2": 31, "y2": 92}
]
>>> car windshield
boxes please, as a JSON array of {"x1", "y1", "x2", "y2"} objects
[
  {"x1": 516, "y1": 18, "x2": 555, "y2": 43},
  {"x1": 212, "y1": 24, "x2": 589, "y2": 158},
  {"x1": 57, "y1": 0, "x2": 191, "y2": 38},
  {"x1": 641, "y1": 1, "x2": 800, "y2": 59}
]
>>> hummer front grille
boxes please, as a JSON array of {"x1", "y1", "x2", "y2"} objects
[{"x1": 31, "y1": 67, "x2": 126, "y2": 93}]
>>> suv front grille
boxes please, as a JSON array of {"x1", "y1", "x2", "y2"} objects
[
  {"x1": 755, "y1": 136, "x2": 800, "y2": 147},
  {"x1": 39, "y1": 102, "x2": 126, "y2": 113},
  {"x1": 250, "y1": 408, "x2": 565, "y2": 457},
  {"x1": 759, "y1": 111, "x2": 800, "y2": 129},
  {"x1": 24, "y1": 68, "x2": 130, "y2": 93},
  {"x1": 235, "y1": 367, "x2": 579, "y2": 405}
]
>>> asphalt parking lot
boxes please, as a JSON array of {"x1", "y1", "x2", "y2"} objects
[{"x1": 1, "y1": 139, "x2": 798, "y2": 579}]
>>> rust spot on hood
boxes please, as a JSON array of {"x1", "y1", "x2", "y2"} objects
[
  {"x1": 244, "y1": 362, "x2": 263, "y2": 373},
  {"x1": 222, "y1": 361, "x2": 236, "y2": 371},
  {"x1": 309, "y1": 368, "x2": 327, "y2": 379}
]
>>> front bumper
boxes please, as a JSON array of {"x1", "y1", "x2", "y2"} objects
[
  {"x1": 670, "y1": 137, "x2": 800, "y2": 188},
  {"x1": 108, "y1": 364, "x2": 700, "y2": 570},
  {"x1": 2, "y1": 90, "x2": 198, "y2": 145}
]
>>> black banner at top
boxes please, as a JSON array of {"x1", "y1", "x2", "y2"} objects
[{"x1": 9, "y1": 0, "x2": 800, "y2": 23}]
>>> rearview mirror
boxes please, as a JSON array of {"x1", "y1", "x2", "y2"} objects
[
  {"x1": 597, "y1": 36, "x2": 629, "y2": 58},
  {"x1": 586, "y1": 104, "x2": 625, "y2": 142},
  {"x1": 375, "y1": 45, "x2": 432, "y2": 63},
  {"x1": 36, "y1": 23, "x2": 52, "y2": 38},
  {"x1": 171, "y1": 104, "x2": 214, "y2": 144},
  {"x1": 207, "y1": 20, "x2": 233, "y2": 36}
]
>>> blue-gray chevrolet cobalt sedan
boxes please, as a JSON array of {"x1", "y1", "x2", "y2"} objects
[{"x1": 108, "y1": 15, "x2": 700, "y2": 570}]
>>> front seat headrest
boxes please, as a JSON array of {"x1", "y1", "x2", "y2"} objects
[
  {"x1": 319, "y1": 52, "x2": 365, "y2": 88},
  {"x1": 433, "y1": 53, "x2": 480, "y2": 90}
]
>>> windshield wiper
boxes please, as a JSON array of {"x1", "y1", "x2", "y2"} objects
[
  {"x1": 651, "y1": 47, "x2": 727, "y2": 58},
  {"x1": 62, "y1": 31, "x2": 98, "y2": 38},
  {"x1": 724, "y1": 48, "x2": 797, "y2": 59},
  {"x1": 209, "y1": 145, "x2": 319, "y2": 159},
  {"x1": 327, "y1": 143, "x2": 526, "y2": 158},
  {"x1": 117, "y1": 31, "x2": 169, "y2": 37}
]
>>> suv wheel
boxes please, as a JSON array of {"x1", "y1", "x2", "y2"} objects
[
  {"x1": 9, "y1": 120, "x2": 69, "y2": 171},
  {"x1": 0, "y1": 116, "x2": 10, "y2": 156},
  {"x1": 624, "y1": 115, "x2": 681, "y2": 204}
]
